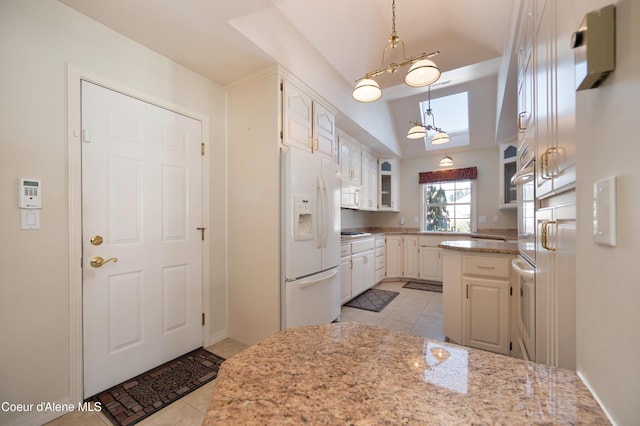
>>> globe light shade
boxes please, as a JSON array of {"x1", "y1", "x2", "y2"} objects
[
  {"x1": 439, "y1": 156, "x2": 454, "y2": 167},
  {"x1": 407, "y1": 124, "x2": 427, "y2": 139},
  {"x1": 431, "y1": 132, "x2": 451, "y2": 145},
  {"x1": 352, "y1": 79, "x2": 382, "y2": 102},
  {"x1": 405, "y1": 59, "x2": 441, "y2": 87}
]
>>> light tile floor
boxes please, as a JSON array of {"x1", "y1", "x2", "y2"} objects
[
  {"x1": 47, "y1": 280, "x2": 441, "y2": 425},
  {"x1": 340, "y1": 280, "x2": 445, "y2": 341}
]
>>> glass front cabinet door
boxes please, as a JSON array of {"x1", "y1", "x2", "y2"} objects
[
  {"x1": 378, "y1": 158, "x2": 399, "y2": 211},
  {"x1": 499, "y1": 144, "x2": 517, "y2": 209}
]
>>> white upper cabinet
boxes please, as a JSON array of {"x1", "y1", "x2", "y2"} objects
[
  {"x1": 360, "y1": 150, "x2": 378, "y2": 211},
  {"x1": 534, "y1": 0, "x2": 576, "y2": 198},
  {"x1": 378, "y1": 158, "x2": 399, "y2": 211},
  {"x1": 282, "y1": 78, "x2": 337, "y2": 162},
  {"x1": 339, "y1": 132, "x2": 361, "y2": 185},
  {"x1": 313, "y1": 102, "x2": 337, "y2": 161},
  {"x1": 499, "y1": 143, "x2": 517, "y2": 209}
]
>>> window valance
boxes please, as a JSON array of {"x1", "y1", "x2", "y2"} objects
[{"x1": 419, "y1": 166, "x2": 478, "y2": 184}]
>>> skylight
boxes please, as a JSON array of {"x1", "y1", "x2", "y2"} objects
[{"x1": 420, "y1": 91, "x2": 470, "y2": 151}]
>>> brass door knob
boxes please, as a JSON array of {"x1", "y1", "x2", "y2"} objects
[
  {"x1": 90, "y1": 235, "x2": 104, "y2": 246},
  {"x1": 90, "y1": 256, "x2": 118, "y2": 268}
]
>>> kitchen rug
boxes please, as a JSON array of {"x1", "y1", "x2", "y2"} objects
[
  {"x1": 344, "y1": 288, "x2": 399, "y2": 312},
  {"x1": 403, "y1": 281, "x2": 443, "y2": 293},
  {"x1": 87, "y1": 348, "x2": 225, "y2": 426}
]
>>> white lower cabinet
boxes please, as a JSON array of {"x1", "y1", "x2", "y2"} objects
[
  {"x1": 403, "y1": 236, "x2": 419, "y2": 279},
  {"x1": 341, "y1": 238, "x2": 375, "y2": 302},
  {"x1": 374, "y1": 236, "x2": 385, "y2": 284},
  {"x1": 418, "y1": 246, "x2": 441, "y2": 281},
  {"x1": 386, "y1": 234, "x2": 465, "y2": 282},
  {"x1": 340, "y1": 246, "x2": 352, "y2": 304},
  {"x1": 385, "y1": 235, "x2": 403, "y2": 278},
  {"x1": 443, "y1": 249, "x2": 514, "y2": 355},
  {"x1": 463, "y1": 276, "x2": 510, "y2": 355},
  {"x1": 351, "y1": 249, "x2": 374, "y2": 297}
]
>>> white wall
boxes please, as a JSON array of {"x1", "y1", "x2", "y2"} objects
[
  {"x1": 574, "y1": 0, "x2": 640, "y2": 424},
  {"x1": 368, "y1": 147, "x2": 517, "y2": 231},
  {"x1": 0, "y1": 2, "x2": 227, "y2": 423}
]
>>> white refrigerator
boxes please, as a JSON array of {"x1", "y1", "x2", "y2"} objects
[{"x1": 281, "y1": 147, "x2": 341, "y2": 328}]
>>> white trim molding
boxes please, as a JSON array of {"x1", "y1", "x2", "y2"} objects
[{"x1": 66, "y1": 63, "x2": 212, "y2": 403}]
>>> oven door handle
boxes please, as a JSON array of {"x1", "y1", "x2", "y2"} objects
[
  {"x1": 511, "y1": 166, "x2": 535, "y2": 186},
  {"x1": 511, "y1": 258, "x2": 535, "y2": 277}
]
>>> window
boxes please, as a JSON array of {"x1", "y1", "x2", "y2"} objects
[{"x1": 422, "y1": 180, "x2": 475, "y2": 232}]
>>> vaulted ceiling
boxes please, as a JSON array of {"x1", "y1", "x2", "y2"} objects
[{"x1": 59, "y1": 0, "x2": 518, "y2": 156}]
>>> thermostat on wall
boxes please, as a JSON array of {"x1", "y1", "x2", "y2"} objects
[{"x1": 18, "y1": 178, "x2": 42, "y2": 209}]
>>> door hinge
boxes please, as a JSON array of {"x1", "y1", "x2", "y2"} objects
[
  {"x1": 201, "y1": 143, "x2": 205, "y2": 156},
  {"x1": 280, "y1": 81, "x2": 283, "y2": 91},
  {"x1": 197, "y1": 227, "x2": 206, "y2": 241},
  {"x1": 280, "y1": 130, "x2": 283, "y2": 140},
  {"x1": 510, "y1": 286, "x2": 513, "y2": 296},
  {"x1": 202, "y1": 313, "x2": 205, "y2": 326},
  {"x1": 509, "y1": 341, "x2": 513, "y2": 351}
]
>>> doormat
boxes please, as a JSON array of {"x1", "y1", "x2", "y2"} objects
[
  {"x1": 344, "y1": 288, "x2": 399, "y2": 312},
  {"x1": 403, "y1": 281, "x2": 443, "y2": 293},
  {"x1": 87, "y1": 348, "x2": 225, "y2": 426}
]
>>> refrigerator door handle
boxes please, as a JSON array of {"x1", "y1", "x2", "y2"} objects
[
  {"x1": 322, "y1": 178, "x2": 330, "y2": 248},
  {"x1": 316, "y1": 176, "x2": 325, "y2": 249},
  {"x1": 296, "y1": 268, "x2": 338, "y2": 289}
]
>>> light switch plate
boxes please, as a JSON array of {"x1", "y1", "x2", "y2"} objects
[
  {"x1": 21, "y1": 209, "x2": 40, "y2": 230},
  {"x1": 593, "y1": 176, "x2": 616, "y2": 246}
]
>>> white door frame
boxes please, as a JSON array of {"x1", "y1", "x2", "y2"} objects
[{"x1": 66, "y1": 64, "x2": 211, "y2": 403}]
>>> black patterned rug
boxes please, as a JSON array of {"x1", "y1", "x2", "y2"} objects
[
  {"x1": 403, "y1": 281, "x2": 443, "y2": 293},
  {"x1": 344, "y1": 288, "x2": 399, "y2": 312},
  {"x1": 87, "y1": 348, "x2": 225, "y2": 426}
]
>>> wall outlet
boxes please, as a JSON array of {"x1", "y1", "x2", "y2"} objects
[{"x1": 478, "y1": 215, "x2": 487, "y2": 224}]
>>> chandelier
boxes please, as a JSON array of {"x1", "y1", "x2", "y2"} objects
[
  {"x1": 352, "y1": 0, "x2": 441, "y2": 102},
  {"x1": 406, "y1": 85, "x2": 450, "y2": 145}
]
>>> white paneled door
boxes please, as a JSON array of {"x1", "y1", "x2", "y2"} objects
[{"x1": 81, "y1": 81, "x2": 203, "y2": 398}]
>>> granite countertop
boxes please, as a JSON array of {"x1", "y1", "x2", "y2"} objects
[
  {"x1": 438, "y1": 239, "x2": 520, "y2": 255},
  {"x1": 340, "y1": 228, "x2": 517, "y2": 242},
  {"x1": 204, "y1": 322, "x2": 608, "y2": 425}
]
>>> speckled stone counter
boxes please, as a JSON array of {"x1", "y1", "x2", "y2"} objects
[
  {"x1": 204, "y1": 322, "x2": 608, "y2": 425},
  {"x1": 439, "y1": 239, "x2": 520, "y2": 254}
]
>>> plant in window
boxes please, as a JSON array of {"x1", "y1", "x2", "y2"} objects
[{"x1": 425, "y1": 185, "x2": 450, "y2": 231}]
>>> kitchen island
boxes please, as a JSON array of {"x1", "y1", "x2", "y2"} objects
[
  {"x1": 203, "y1": 322, "x2": 608, "y2": 424},
  {"x1": 439, "y1": 239, "x2": 518, "y2": 355}
]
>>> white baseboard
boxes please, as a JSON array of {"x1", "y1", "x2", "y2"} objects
[
  {"x1": 209, "y1": 329, "x2": 228, "y2": 345},
  {"x1": 577, "y1": 370, "x2": 618, "y2": 426}
]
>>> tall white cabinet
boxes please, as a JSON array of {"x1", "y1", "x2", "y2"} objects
[
  {"x1": 515, "y1": 0, "x2": 577, "y2": 369},
  {"x1": 226, "y1": 68, "x2": 337, "y2": 345},
  {"x1": 535, "y1": 198, "x2": 576, "y2": 370}
]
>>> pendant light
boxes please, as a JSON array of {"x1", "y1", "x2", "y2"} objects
[
  {"x1": 406, "y1": 85, "x2": 450, "y2": 145},
  {"x1": 439, "y1": 155, "x2": 454, "y2": 167},
  {"x1": 352, "y1": 0, "x2": 441, "y2": 102}
]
